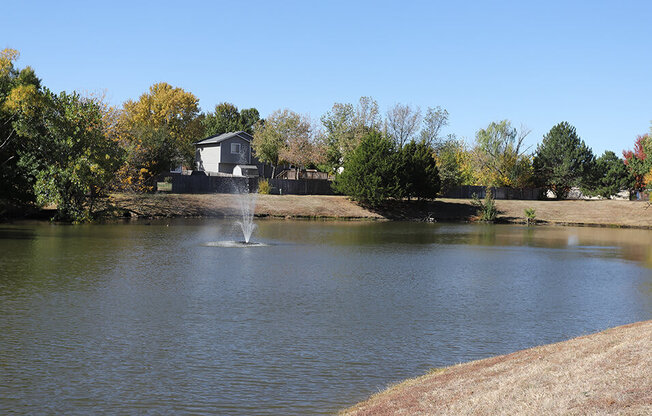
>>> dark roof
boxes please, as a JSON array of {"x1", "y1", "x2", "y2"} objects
[{"x1": 195, "y1": 131, "x2": 253, "y2": 145}]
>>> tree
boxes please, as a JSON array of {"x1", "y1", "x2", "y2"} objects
[
  {"x1": 473, "y1": 120, "x2": 533, "y2": 187},
  {"x1": 333, "y1": 131, "x2": 399, "y2": 206},
  {"x1": 533, "y1": 122, "x2": 595, "y2": 199},
  {"x1": 354, "y1": 96, "x2": 381, "y2": 134},
  {"x1": 120, "y1": 82, "x2": 203, "y2": 169},
  {"x1": 0, "y1": 48, "x2": 43, "y2": 204},
  {"x1": 585, "y1": 151, "x2": 632, "y2": 198},
  {"x1": 398, "y1": 140, "x2": 440, "y2": 200},
  {"x1": 435, "y1": 136, "x2": 475, "y2": 193},
  {"x1": 14, "y1": 90, "x2": 123, "y2": 221},
  {"x1": 623, "y1": 134, "x2": 652, "y2": 192},
  {"x1": 202, "y1": 102, "x2": 260, "y2": 137},
  {"x1": 253, "y1": 109, "x2": 312, "y2": 177},
  {"x1": 386, "y1": 103, "x2": 421, "y2": 148},
  {"x1": 114, "y1": 124, "x2": 178, "y2": 192},
  {"x1": 276, "y1": 113, "x2": 322, "y2": 179},
  {"x1": 419, "y1": 106, "x2": 449, "y2": 148},
  {"x1": 320, "y1": 102, "x2": 355, "y2": 173},
  {"x1": 319, "y1": 96, "x2": 384, "y2": 173},
  {"x1": 240, "y1": 108, "x2": 261, "y2": 134}
]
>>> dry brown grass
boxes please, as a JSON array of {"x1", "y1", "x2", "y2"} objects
[
  {"x1": 486, "y1": 199, "x2": 652, "y2": 228},
  {"x1": 111, "y1": 193, "x2": 383, "y2": 220},
  {"x1": 341, "y1": 321, "x2": 652, "y2": 416},
  {"x1": 109, "y1": 194, "x2": 652, "y2": 228}
]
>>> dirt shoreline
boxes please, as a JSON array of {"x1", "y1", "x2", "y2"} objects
[
  {"x1": 3, "y1": 194, "x2": 652, "y2": 229},
  {"x1": 107, "y1": 194, "x2": 652, "y2": 229},
  {"x1": 341, "y1": 320, "x2": 652, "y2": 415}
]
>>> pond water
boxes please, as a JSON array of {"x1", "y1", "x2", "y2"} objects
[{"x1": 1, "y1": 220, "x2": 650, "y2": 415}]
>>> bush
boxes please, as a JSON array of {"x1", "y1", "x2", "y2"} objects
[
  {"x1": 472, "y1": 187, "x2": 497, "y2": 221},
  {"x1": 524, "y1": 207, "x2": 536, "y2": 225},
  {"x1": 257, "y1": 178, "x2": 270, "y2": 194}
]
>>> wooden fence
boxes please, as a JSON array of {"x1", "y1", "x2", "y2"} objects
[
  {"x1": 267, "y1": 178, "x2": 334, "y2": 195},
  {"x1": 159, "y1": 174, "x2": 547, "y2": 200},
  {"x1": 443, "y1": 185, "x2": 544, "y2": 200},
  {"x1": 157, "y1": 173, "x2": 334, "y2": 195}
]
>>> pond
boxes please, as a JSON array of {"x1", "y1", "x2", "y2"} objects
[{"x1": 0, "y1": 220, "x2": 650, "y2": 414}]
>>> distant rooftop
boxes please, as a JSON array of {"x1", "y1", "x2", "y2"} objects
[{"x1": 195, "y1": 131, "x2": 253, "y2": 145}]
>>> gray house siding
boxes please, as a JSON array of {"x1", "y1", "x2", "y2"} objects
[
  {"x1": 195, "y1": 132, "x2": 252, "y2": 175},
  {"x1": 219, "y1": 137, "x2": 251, "y2": 165}
]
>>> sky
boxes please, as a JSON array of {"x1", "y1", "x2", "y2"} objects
[{"x1": 3, "y1": 0, "x2": 651, "y2": 155}]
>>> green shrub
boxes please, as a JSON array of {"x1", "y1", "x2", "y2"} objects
[
  {"x1": 524, "y1": 207, "x2": 536, "y2": 225},
  {"x1": 258, "y1": 178, "x2": 270, "y2": 194},
  {"x1": 472, "y1": 187, "x2": 497, "y2": 221}
]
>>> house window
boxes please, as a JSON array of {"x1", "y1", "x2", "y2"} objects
[{"x1": 231, "y1": 143, "x2": 242, "y2": 154}]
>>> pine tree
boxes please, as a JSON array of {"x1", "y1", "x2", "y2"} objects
[
  {"x1": 333, "y1": 131, "x2": 399, "y2": 206},
  {"x1": 533, "y1": 122, "x2": 595, "y2": 199}
]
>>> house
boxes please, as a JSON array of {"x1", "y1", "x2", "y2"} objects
[{"x1": 194, "y1": 131, "x2": 258, "y2": 177}]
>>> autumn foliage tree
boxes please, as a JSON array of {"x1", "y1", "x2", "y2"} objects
[
  {"x1": 13, "y1": 90, "x2": 123, "y2": 221},
  {"x1": 0, "y1": 48, "x2": 43, "y2": 204},
  {"x1": 473, "y1": 120, "x2": 533, "y2": 187},
  {"x1": 253, "y1": 108, "x2": 324, "y2": 177},
  {"x1": 117, "y1": 82, "x2": 203, "y2": 189},
  {"x1": 623, "y1": 134, "x2": 652, "y2": 192},
  {"x1": 435, "y1": 137, "x2": 475, "y2": 193}
]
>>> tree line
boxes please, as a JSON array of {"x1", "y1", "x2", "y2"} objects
[{"x1": 1, "y1": 48, "x2": 651, "y2": 220}]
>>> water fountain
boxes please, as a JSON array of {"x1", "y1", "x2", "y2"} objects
[
  {"x1": 204, "y1": 177, "x2": 265, "y2": 247},
  {"x1": 235, "y1": 190, "x2": 257, "y2": 244}
]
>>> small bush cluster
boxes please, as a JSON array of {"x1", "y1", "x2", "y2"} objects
[
  {"x1": 257, "y1": 178, "x2": 270, "y2": 194},
  {"x1": 524, "y1": 208, "x2": 536, "y2": 225},
  {"x1": 472, "y1": 187, "x2": 498, "y2": 221}
]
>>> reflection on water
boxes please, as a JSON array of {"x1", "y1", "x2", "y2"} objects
[
  {"x1": 0, "y1": 220, "x2": 650, "y2": 415},
  {"x1": 256, "y1": 221, "x2": 652, "y2": 267}
]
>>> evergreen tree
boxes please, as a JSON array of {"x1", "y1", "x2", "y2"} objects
[
  {"x1": 398, "y1": 141, "x2": 440, "y2": 200},
  {"x1": 333, "y1": 131, "x2": 399, "y2": 206},
  {"x1": 585, "y1": 151, "x2": 632, "y2": 198},
  {"x1": 533, "y1": 122, "x2": 595, "y2": 199}
]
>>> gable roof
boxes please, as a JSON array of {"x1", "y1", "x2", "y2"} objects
[{"x1": 195, "y1": 131, "x2": 253, "y2": 146}]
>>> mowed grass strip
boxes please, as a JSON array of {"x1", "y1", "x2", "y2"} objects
[{"x1": 341, "y1": 321, "x2": 651, "y2": 416}]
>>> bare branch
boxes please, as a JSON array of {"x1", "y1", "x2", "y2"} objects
[
  {"x1": 386, "y1": 103, "x2": 421, "y2": 148},
  {"x1": 420, "y1": 106, "x2": 449, "y2": 147}
]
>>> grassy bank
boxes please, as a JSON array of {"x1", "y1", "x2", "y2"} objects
[
  {"x1": 341, "y1": 320, "x2": 651, "y2": 415},
  {"x1": 5, "y1": 194, "x2": 652, "y2": 228},
  {"x1": 110, "y1": 193, "x2": 384, "y2": 220},
  {"x1": 107, "y1": 194, "x2": 652, "y2": 228}
]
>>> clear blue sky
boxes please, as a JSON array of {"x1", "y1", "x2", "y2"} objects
[{"x1": 3, "y1": 0, "x2": 651, "y2": 155}]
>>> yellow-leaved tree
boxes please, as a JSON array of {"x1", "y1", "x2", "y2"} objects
[
  {"x1": 472, "y1": 120, "x2": 533, "y2": 188},
  {"x1": 116, "y1": 82, "x2": 204, "y2": 190}
]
